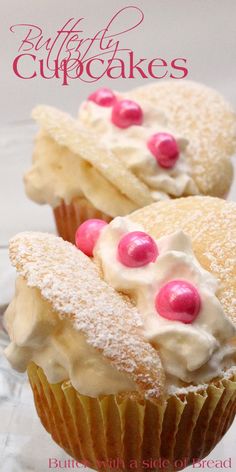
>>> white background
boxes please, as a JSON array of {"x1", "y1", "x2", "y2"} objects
[{"x1": 0, "y1": 1, "x2": 236, "y2": 472}]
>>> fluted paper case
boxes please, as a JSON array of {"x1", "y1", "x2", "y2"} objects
[{"x1": 27, "y1": 362, "x2": 236, "y2": 472}]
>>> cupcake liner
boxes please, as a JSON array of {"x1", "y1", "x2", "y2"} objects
[
  {"x1": 53, "y1": 198, "x2": 112, "y2": 243},
  {"x1": 28, "y1": 362, "x2": 236, "y2": 472}
]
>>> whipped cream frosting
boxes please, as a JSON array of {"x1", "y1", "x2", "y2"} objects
[
  {"x1": 4, "y1": 277, "x2": 136, "y2": 396},
  {"x1": 94, "y1": 218, "x2": 236, "y2": 384},
  {"x1": 24, "y1": 131, "x2": 138, "y2": 216},
  {"x1": 4, "y1": 221, "x2": 236, "y2": 396},
  {"x1": 26, "y1": 93, "x2": 200, "y2": 217},
  {"x1": 79, "y1": 98, "x2": 199, "y2": 200}
]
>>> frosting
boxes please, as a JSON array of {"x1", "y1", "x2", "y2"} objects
[
  {"x1": 26, "y1": 89, "x2": 200, "y2": 217},
  {"x1": 24, "y1": 131, "x2": 138, "y2": 216},
  {"x1": 24, "y1": 132, "x2": 84, "y2": 208},
  {"x1": 4, "y1": 216, "x2": 236, "y2": 395},
  {"x1": 79, "y1": 95, "x2": 199, "y2": 199},
  {"x1": 4, "y1": 277, "x2": 136, "y2": 396},
  {"x1": 94, "y1": 217, "x2": 236, "y2": 384}
]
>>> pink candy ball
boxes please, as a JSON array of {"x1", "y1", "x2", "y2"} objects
[
  {"x1": 147, "y1": 132, "x2": 180, "y2": 169},
  {"x1": 75, "y1": 219, "x2": 108, "y2": 256},
  {"x1": 155, "y1": 280, "x2": 201, "y2": 324},
  {"x1": 88, "y1": 88, "x2": 116, "y2": 107},
  {"x1": 117, "y1": 231, "x2": 158, "y2": 268},
  {"x1": 111, "y1": 99, "x2": 143, "y2": 129}
]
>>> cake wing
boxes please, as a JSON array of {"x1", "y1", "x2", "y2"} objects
[
  {"x1": 128, "y1": 196, "x2": 236, "y2": 325},
  {"x1": 32, "y1": 105, "x2": 153, "y2": 208},
  {"x1": 9, "y1": 231, "x2": 165, "y2": 398},
  {"x1": 128, "y1": 81, "x2": 236, "y2": 198}
]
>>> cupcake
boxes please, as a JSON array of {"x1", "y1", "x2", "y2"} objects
[
  {"x1": 24, "y1": 81, "x2": 236, "y2": 243},
  {"x1": 5, "y1": 196, "x2": 236, "y2": 472}
]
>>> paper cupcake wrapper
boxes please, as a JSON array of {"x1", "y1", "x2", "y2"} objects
[
  {"x1": 28, "y1": 362, "x2": 236, "y2": 472},
  {"x1": 53, "y1": 198, "x2": 112, "y2": 243}
]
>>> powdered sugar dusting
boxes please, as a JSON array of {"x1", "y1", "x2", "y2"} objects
[{"x1": 9, "y1": 231, "x2": 165, "y2": 398}]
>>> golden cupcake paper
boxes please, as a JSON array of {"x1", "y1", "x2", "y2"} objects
[{"x1": 28, "y1": 362, "x2": 236, "y2": 472}]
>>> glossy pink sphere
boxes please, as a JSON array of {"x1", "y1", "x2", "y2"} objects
[
  {"x1": 117, "y1": 231, "x2": 158, "y2": 268},
  {"x1": 155, "y1": 280, "x2": 201, "y2": 324},
  {"x1": 147, "y1": 132, "x2": 179, "y2": 168},
  {"x1": 88, "y1": 88, "x2": 116, "y2": 107},
  {"x1": 75, "y1": 219, "x2": 108, "y2": 256},
  {"x1": 111, "y1": 99, "x2": 143, "y2": 128}
]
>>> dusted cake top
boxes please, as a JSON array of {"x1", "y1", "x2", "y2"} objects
[
  {"x1": 25, "y1": 106, "x2": 152, "y2": 216},
  {"x1": 5, "y1": 277, "x2": 136, "y2": 396},
  {"x1": 128, "y1": 81, "x2": 235, "y2": 197}
]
